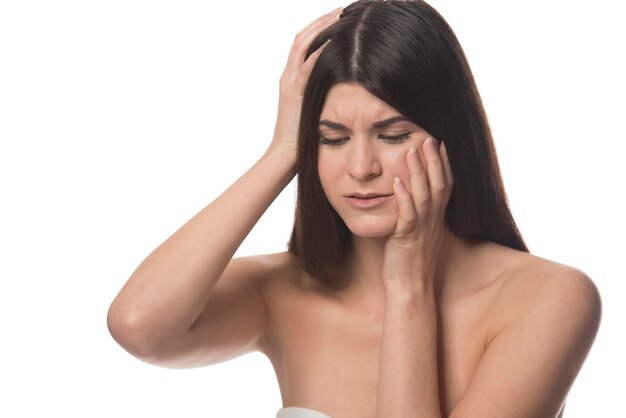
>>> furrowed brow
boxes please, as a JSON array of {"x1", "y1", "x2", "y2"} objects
[{"x1": 318, "y1": 116, "x2": 409, "y2": 130}]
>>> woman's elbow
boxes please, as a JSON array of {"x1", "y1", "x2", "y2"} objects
[{"x1": 107, "y1": 302, "x2": 161, "y2": 362}]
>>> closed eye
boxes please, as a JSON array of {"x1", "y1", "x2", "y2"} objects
[
  {"x1": 319, "y1": 132, "x2": 412, "y2": 147},
  {"x1": 379, "y1": 132, "x2": 412, "y2": 143}
]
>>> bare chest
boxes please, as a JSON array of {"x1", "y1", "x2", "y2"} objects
[{"x1": 263, "y1": 281, "x2": 498, "y2": 417}]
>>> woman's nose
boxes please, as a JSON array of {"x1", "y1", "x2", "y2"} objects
[{"x1": 346, "y1": 138, "x2": 382, "y2": 181}]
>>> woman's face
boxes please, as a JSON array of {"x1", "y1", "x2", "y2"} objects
[{"x1": 317, "y1": 82, "x2": 433, "y2": 238}]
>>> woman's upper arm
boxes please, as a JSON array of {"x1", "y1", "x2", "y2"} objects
[
  {"x1": 144, "y1": 252, "x2": 288, "y2": 369},
  {"x1": 449, "y1": 266, "x2": 602, "y2": 418}
]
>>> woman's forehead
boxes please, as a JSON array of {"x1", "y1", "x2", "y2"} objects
[{"x1": 320, "y1": 83, "x2": 405, "y2": 126}]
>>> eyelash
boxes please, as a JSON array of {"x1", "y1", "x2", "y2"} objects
[{"x1": 319, "y1": 132, "x2": 412, "y2": 148}]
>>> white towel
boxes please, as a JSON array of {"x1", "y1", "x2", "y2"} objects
[{"x1": 276, "y1": 406, "x2": 331, "y2": 418}]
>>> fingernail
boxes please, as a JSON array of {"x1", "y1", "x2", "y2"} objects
[
  {"x1": 409, "y1": 146, "x2": 417, "y2": 155},
  {"x1": 425, "y1": 136, "x2": 438, "y2": 151}
]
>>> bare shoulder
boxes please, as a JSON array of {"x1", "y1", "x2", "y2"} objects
[
  {"x1": 451, "y1": 244, "x2": 602, "y2": 417},
  {"x1": 246, "y1": 250, "x2": 302, "y2": 281},
  {"x1": 229, "y1": 250, "x2": 301, "y2": 282},
  {"x1": 485, "y1": 245, "x2": 603, "y2": 349},
  {"x1": 239, "y1": 250, "x2": 305, "y2": 298},
  {"x1": 497, "y1": 250, "x2": 602, "y2": 317},
  {"x1": 228, "y1": 251, "x2": 302, "y2": 296}
]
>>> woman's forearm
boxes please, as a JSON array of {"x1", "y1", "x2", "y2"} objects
[
  {"x1": 107, "y1": 143, "x2": 295, "y2": 354},
  {"x1": 376, "y1": 283, "x2": 443, "y2": 418}
]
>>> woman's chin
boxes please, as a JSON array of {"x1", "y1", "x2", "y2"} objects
[{"x1": 344, "y1": 216, "x2": 396, "y2": 238}]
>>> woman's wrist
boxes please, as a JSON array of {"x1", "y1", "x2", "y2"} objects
[
  {"x1": 384, "y1": 277, "x2": 436, "y2": 304},
  {"x1": 264, "y1": 140, "x2": 297, "y2": 169},
  {"x1": 261, "y1": 140, "x2": 298, "y2": 183}
]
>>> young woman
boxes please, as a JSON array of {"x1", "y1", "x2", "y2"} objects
[{"x1": 107, "y1": 1, "x2": 602, "y2": 417}]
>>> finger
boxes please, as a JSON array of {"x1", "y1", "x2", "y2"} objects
[
  {"x1": 297, "y1": 7, "x2": 342, "y2": 45},
  {"x1": 438, "y1": 141, "x2": 454, "y2": 207},
  {"x1": 299, "y1": 39, "x2": 331, "y2": 79},
  {"x1": 422, "y1": 136, "x2": 447, "y2": 209},
  {"x1": 406, "y1": 146, "x2": 430, "y2": 213},
  {"x1": 392, "y1": 176, "x2": 417, "y2": 236},
  {"x1": 440, "y1": 140, "x2": 454, "y2": 188},
  {"x1": 286, "y1": 8, "x2": 341, "y2": 72},
  {"x1": 297, "y1": 7, "x2": 343, "y2": 46}
]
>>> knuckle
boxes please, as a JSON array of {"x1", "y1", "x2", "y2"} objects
[
  {"x1": 403, "y1": 210, "x2": 417, "y2": 223},
  {"x1": 432, "y1": 181, "x2": 446, "y2": 193},
  {"x1": 293, "y1": 32, "x2": 306, "y2": 46},
  {"x1": 393, "y1": 232, "x2": 416, "y2": 247},
  {"x1": 396, "y1": 220, "x2": 411, "y2": 234},
  {"x1": 415, "y1": 194, "x2": 430, "y2": 206}
]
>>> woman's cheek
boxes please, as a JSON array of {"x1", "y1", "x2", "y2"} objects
[{"x1": 386, "y1": 147, "x2": 413, "y2": 192}]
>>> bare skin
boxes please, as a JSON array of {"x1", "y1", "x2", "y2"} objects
[
  {"x1": 107, "y1": 7, "x2": 601, "y2": 418},
  {"x1": 257, "y1": 228, "x2": 598, "y2": 418},
  {"x1": 259, "y1": 241, "x2": 542, "y2": 416}
]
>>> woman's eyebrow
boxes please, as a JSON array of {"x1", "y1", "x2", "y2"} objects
[{"x1": 318, "y1": 116, "x2": 409, "y2": 130}]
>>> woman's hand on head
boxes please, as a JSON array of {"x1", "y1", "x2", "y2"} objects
[
  {"x1": 268, "y1": 7, "x2": 342, "y2": 160},
  {"x1": 382, "y1": 138, "x2": 455, "y2": 292}
]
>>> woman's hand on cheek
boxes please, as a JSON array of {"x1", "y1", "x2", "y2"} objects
[{"x1": 382, "y1": 137, "x2": 454, "y2": 292}]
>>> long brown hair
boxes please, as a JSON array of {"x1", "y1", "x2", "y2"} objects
[{"x1": 288, "y1": 0, "x2": 528, "y2": 287}]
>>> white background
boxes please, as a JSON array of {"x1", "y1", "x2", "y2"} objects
[{"x1": 1, "y1": 1, "x2": 624, "y2": 416}]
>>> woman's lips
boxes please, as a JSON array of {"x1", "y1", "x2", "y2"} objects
[{"x1": 345, "y1": 194, "x2": 393, "y2": 209}]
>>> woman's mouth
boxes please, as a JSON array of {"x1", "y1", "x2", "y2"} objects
[{"x1": 344, "y1": 194, "x2": 393, "y2": 209}]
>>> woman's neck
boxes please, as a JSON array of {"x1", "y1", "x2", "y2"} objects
[{"x1": 338, "y1": 228, "x2": 478, "y2": 304}]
